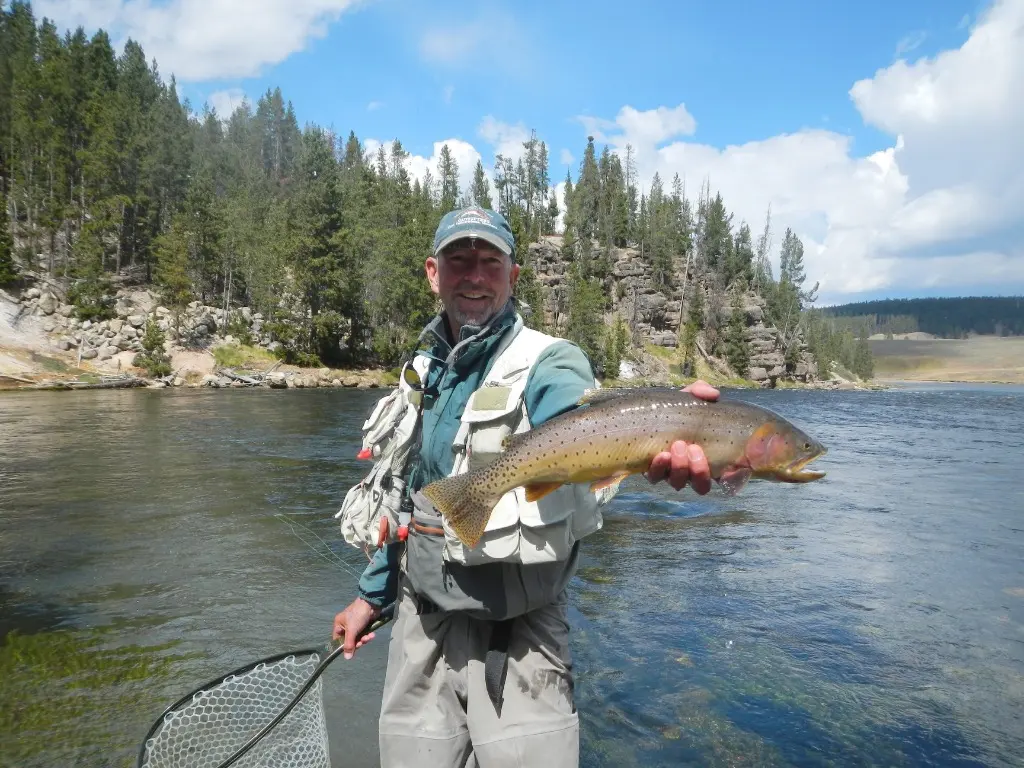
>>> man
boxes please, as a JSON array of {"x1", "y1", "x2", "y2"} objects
[{"x1": 333, "y1": 206, "x2": 718, "y2": 767}]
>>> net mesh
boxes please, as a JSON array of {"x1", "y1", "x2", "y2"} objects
[{"x1": 140, "y1": 651, "x2": 330, "y2": 768}]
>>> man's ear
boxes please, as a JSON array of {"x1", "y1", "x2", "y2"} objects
[
  {"x1": 425, "y1": 256, "x2": 440, "y2": 295},
  {"x1": 509, "y1": 262, "x2": 520, "y2": 290}
]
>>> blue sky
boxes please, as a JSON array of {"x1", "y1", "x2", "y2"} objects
[
  {"x1": 32, "y1": 0, "x2": 1024, "y2": 305},
  {"x1": 183, "y1": 0, "x2": 974, "y2": 167}
]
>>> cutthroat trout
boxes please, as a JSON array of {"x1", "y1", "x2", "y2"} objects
[{"x1": 422, "y1": 387, "x2": 827, "y2": 548}]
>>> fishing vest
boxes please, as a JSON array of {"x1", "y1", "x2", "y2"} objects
[{"x1": 336, "y1": 318, "x2": 615, "y2": 567}]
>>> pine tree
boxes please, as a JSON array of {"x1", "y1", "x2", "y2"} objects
[
  {"x1": 437, "y1": 143, "x2": 459, "y2": 214},
  {"x1": 853, "y1": 335, "x2": 874, "y2": 380},
  {"x1": 723, "y1": 291, "x2": 750, "y2": 377},
  {"x1": 602, "y1": 313, "x2": 630, "y2": 380},
  {"x1": 681, "y1": 283, "x2": 705, "y2": 377},
  {"x1": 469, "y1": 159, "x2": 492, "y2": 208},
  {"x1": 153, "y1": 216, "x2": 192, "y2": 334},
  {"x1": 565, "y1": 263, "x2": 605, "y2": 371},
  {"x1": 0, "y1": 188, "x2": 16, "y2": 284},
  {"x1": 545, "y1": 191, "x2": 559, "y2": 235},
  {"x1": 727, "y1": 222, "x2": 755, "y2": 288},
  {"x1": 133, "y1": 315, "x2": 171, "y2": 376}
]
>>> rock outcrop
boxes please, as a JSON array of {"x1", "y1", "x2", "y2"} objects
[
  {"x1": 14, "y1": 288, "x2": 283, "y2": 362},
  {"x1": 526, "y1": 236, "x2": 818, "y2": 384}
]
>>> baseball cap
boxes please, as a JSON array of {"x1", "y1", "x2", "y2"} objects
[{"x1": 432, "y1": 207, "x2": 516, "y2": 260}]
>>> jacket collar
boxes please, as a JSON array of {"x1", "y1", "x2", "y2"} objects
[{"x1": 418, "y1": 299, "x2": 520, "y2": 370}]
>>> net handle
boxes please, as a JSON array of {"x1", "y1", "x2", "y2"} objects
[{"x1": 135, "y1": 602, "x2": 396, "y2": 768}]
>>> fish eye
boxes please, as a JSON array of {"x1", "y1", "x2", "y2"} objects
[{"x1": 803, "y1": 442, "x2": 810, "y2": 450}]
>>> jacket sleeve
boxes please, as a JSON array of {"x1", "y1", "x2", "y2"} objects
[
  {"x1": 357, "y1": 541, "x2": 401, "y2": 608},
  {"x1": 523, "y1": 340, "x2": 597, "y2": 426}
]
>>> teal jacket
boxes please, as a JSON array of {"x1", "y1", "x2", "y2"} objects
[{"x1": 357, "y1": 301, "x2": 596, "y2": 608}]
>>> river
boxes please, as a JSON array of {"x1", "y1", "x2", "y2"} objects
[{"x1": 1, "y1": 383, "x2": 1022, "y2": 767}]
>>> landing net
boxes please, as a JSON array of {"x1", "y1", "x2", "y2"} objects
[{"x1": 139, "y1": 649, "x2": 329, "y2": 768}]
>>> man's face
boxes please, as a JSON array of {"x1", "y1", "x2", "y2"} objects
[{"x1": 426, "y1": 239, "x2": 520, "y2": 334}]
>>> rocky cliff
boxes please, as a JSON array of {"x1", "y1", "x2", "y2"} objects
[{"x1": 526, "y1": 235, "x2": 817, "y2": 384}]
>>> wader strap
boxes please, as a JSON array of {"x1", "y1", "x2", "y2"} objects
[{"x1": 485, "y1": 619, "x2": 515, "y2": 715}]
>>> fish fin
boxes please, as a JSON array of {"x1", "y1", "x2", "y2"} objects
[
  {"x1": 717, "y1": 467, "x2": 752, "y2": 496},
  {"x1": 576, "y1": 387, "x2": 633, "y2": 406},
  {"x1": 421, "y1": 474, "x2": 500, "y2": 549},
  {"x1": 589, "y1": 470, "x2": 632, "y2": 493},
  {"x1": 524, "y1": 481, "x2": 564, "y2": 502}
]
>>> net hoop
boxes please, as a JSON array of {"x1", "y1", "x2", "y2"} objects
[{"x1": 136, "y1": 605, "x2": 394, "y2": 768}]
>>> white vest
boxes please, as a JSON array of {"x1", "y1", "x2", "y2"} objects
[{"x1": 336, "y1": 320, "x2": 614, "y2": 565}]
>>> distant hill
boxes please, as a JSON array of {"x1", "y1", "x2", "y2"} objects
[{"x1": 820, "y1": 296, "x2": 1024, "y2": 339}]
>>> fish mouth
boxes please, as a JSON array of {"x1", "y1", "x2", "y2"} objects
[{"x1": 778, "y1": 446, "x2": 827, "y2": 482}]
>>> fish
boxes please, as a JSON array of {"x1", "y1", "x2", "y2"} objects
[{"x1": 421, "y1": 386, "x2": 827, "y2": 549}]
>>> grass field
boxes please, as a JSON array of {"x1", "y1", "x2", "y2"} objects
[{"x1": 869, "y1": 336, "x2": 1024, "y2": 384}]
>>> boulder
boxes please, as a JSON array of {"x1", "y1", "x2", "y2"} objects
[
  {"x1": 128, "y1": 314, "x2": 146, "y2": 328},
  {"x1": 240, "y1": 307, "x2": 253, "y2": 324},
  {"x1": 25, "y1": 287, "x2": 41, "y2": 299},
  {"x1": 58, "y1": 303, "x2": 74, "y2": 318},
  {"x1": 80, "y1": 348, "x2": 98, "y2": 360},
  {"x1": 748, "y1": 366, "x2": 769, "y2": 382},
  {"x1": 109, "y1": 318, "x2": 124, "y2": 333},
  {"x1": 201, "y1": 374, "x2": 220, "y2": 387},
  {"x1": 42, "y1": 319, "x2": 56, "y2": 333}
]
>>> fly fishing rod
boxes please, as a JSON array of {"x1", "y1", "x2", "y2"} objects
[{"x1": 136, "y1": 603, "x2": 395, "y2": 768}]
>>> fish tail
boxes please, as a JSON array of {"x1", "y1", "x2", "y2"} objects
[{"x1": 421, "y1": 473, "x2": 502, "y2": 549}]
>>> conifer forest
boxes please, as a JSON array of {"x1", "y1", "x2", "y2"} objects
[{"x1": 1, "y1": 1, "x2": 872, "y2": 378}]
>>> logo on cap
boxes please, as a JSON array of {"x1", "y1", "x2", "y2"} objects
[{"x1": 452, "y1": 208, "x2": 492, "y2": 229}]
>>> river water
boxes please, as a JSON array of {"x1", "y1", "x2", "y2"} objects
[{"x1": 0, "y1": 383, "x2": 1022, "y2": 767}]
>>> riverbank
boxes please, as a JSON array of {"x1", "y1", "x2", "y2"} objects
[
  {"x1": 1, "y1": 285, "x2": 397, "y2": 392},
  {"x1": 2, "y1": 284, "x2": 881, "y2": 393},
  {"x1": 868, "y1": 336, "x2": 1024, "y2": 385}
]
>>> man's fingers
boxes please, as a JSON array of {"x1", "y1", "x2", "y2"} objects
[
  {"x1": 686, "y1": 443, "x2": 712, "y2": 495},
  {"x1": 683, "y1": 379, "x2": 720, "y2": 402},
  {"x1": 647, "y1": 451, "x2": 671, "y2": 483},
  {"x1": 667, "y1": 441, "x2": 691, "y2": 490}
]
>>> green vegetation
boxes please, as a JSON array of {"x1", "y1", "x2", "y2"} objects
[
  {"x1": 801, "y1": 310, "x2": 875, "y2": 380},
  {"x1": 0, "y1": 627, "x2": 192, "y2": 765},
  {"x1": 212, "y1": 343, "x2": 279, "y2": 369},
  {"x1": 821, "y1": 296, "x2": 1024, "y2": 338},
  {"x1": 0, "y1": 1, "x2": 867, "y2": 382},
  {"x1": 132, "y1": 316, "x2": 172, "y2": 376},
  {"x1": 0, "y1": 187, "x2": 15, "y2": 285}
]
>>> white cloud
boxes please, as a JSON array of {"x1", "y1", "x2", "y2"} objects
[
  {"x1": 442, "y1": 85, "x2": 455, "y2": 105},
  {"x1": 366, "y1": 100, "x2": 384, "y2": 112},
  {"x1": 33, "y1": 0, "x2": 363, "y2": 81},
  {"x1": 568, "y1": 0, "x2": 1024, "y2": 301},
  {"x1": 478, "y1": 116, "x2": 531, "y2": 162},
  {"x1": 578, "y1": 104, "x2": 696, "y2": 148},
  {"x1": 206, "y1": 88, "x2": 246, "y2": 118},
  {"x1": 559, "y1": 149, "x2": 575, "y2": 168}
]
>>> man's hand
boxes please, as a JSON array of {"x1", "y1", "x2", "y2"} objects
[
  {"x1": 332, "y1": 598, "x2": 382, "y2": 660},
  {"x1": 646, "y1": 379, "x2": 720, "y2": 494}
]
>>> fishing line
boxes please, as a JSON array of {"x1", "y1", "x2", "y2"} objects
[{"x1": 273, "y1": 512, "x2": 366, "y2": 580}]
